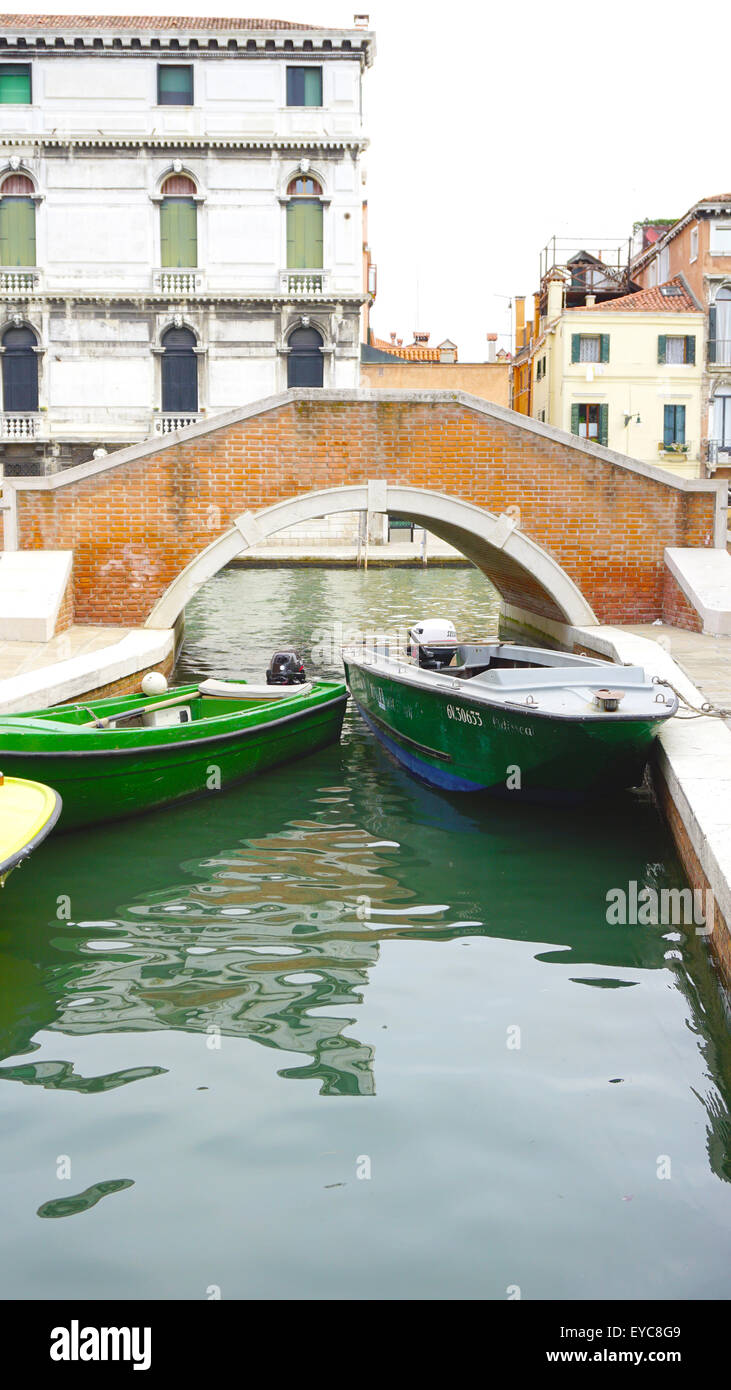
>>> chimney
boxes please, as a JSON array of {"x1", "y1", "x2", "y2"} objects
[
  {"x1": 390, "y1": 332, "x2": 397, "y2": 344},
  {"x1": 486, "y1": 332, "x2": 497, "y2": 363},
  {"x1": 354, "y1": 13, "x2": 369, "y2": 27},
  {"x1": 514, "y1": 296, "x2": 526, "y2": 349},
  {"x1": 546, "y1": 276, "x2": 564, "y2": 319},
  {"x1": 397, "y1": 338, "x2": 403, "y2": 347},
  {"x1": 413, "y1": 331, "x2": 430, "y2": 345},
  {"x1": 585, "y1": 294, "x2": 596, "y2": 307}
]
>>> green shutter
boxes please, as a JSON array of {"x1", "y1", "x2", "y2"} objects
[
  {"x1": 571, "y1": 334, "x2": 581, "y2": 363},
  {"x1": 600, "y1": 334, "x2": 610, "y2": 363},
  {"x1": 286, "y1": 200, "x2": 323, "y2": 268},
  {"x1": 657, "y1": 334, "x2": 667, "y2": 364},
  {"x1": 677, "y1": 405, "x2": 686, "y2": 445},
  {"x1": 570, "y1": 403, "x2": 580, "y2": 435},
  {"x1": 708, "y1": 307, "x2": 716, "y2": 364},
  {"x1": 0, "y1": 198, "x2": 35, "y2": 266},
  {"x1": 663, "y1": 404, "x2": 674, "y2": 447},
  {"x1": 685, "y1": 335, "x2": 696, "y2": 365},
  {"x1": 160, "y1": 198, "x2": 197, "y2": 268},
  {"x1": 303, "y1": 67, "x2": 322, "y2": 106},
  {"x1": 0, "y1": 65, "x2": 31, "y2": 104},
  {"x1": 598, "y1": 404, "x2": 609, "y2": 447}
]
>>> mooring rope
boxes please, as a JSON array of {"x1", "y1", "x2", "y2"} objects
[{"x1": 652, "y1": 676, "x2": 731, "y2": 720}]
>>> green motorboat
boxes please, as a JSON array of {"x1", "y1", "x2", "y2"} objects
[
  {"x1": 342, "y1": 620, "x2": 679, "y2": 802},
  {"x1": 0, "y1": 662, "x2": 348, "y2": 832}
]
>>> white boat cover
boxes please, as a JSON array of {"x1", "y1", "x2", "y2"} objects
[{"x1": 199, "y1": 679, "x2": 313, "y2": 700}]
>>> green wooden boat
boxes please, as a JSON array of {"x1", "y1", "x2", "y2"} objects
[
  {"x1": 0, "y1": 675, "x2": 348, "y2": 832},
  {"x1": 342, "y1": 621, "x2": 678, "y2": 802}
]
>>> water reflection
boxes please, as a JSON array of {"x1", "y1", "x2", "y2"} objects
[{"x1": 1, "y1": 731, "x2": 730, "y2": 1164}]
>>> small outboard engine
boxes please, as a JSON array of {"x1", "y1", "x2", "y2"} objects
[
  {"x1": 407, "y1": 619, "x2": 458, "y2": 671},
  {"x1": 266, "y1": 651, "x2": 307, "y2": 685}
]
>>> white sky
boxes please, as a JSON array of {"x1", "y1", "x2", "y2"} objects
[{"x1": 8, "y1": 0, "x2": 730, "y2": 358}]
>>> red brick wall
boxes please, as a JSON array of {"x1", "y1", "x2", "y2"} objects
[
  {"x1": 661, "y1": 566, "x2": 704, "y2": 633},
  {"x1": 11, "y1": 399, "x2": 718, "y2": 628}
]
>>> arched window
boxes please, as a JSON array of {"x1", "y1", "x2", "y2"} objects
[
  {"x1": 160, "y1": 173, "x2": 197, "y2": 269},
  {"x1": 161, "y1": 326, "x2": 198, "y2": 413},
  {"x1": 2, "y1": 324, "x2": 38, "y2": 412},
  {"x1": 0, "y1": 173, "x2": 36, "y2": 267},
  {"x1": 287, "y1": 325, "x2": 323, "y2": 388},
  {"x1": 712, "y1": 285, "x2": 731, "y2": 366},
  {"x1": 286, "y1": 176, "x2": 323, "y2": 271}
]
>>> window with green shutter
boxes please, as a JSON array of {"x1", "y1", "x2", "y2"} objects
[
  {"x1": 160, "y1": 198, "x2": 197, "y2": 268},
  {"x1": 286, "y1": 200, "x2": 323, "y2": 269},
  {"x1": 600, "y1": 334, "x2": 610, "y2": 363},
  {"x1": 571, "y1": 334, "x2": 581, "y2": 364},
  {"x1": 571, "y1": 403, "x2": 580, "y2": 435},
  {"x1": 685, "y1": 335, "x2": 696, "y2": 365},
  {"x1": 657, "y1": 334, "x2": 667, "y2": 364},
  {"x1": 663, "y1": 404, "x2": 686, "y2": 446},
  {"x1": 157, "y1": 64, "x2": 193, "y2": 106},
  {"x1": 286, "y1": 66, "x2": 322, "y2": 106},
  {"x1": 0, "y1": 64, "x2": 31, "y2": 104},
  {"x1": 598, "y1": 403, "x2": 609, "y2": 447},
  {"x1": 0, "y1": 198, "x2": 36, "y2": 266}
]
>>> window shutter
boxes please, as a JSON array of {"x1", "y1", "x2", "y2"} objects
[
  {"x1": 0, "y1": 198, "x2": 35, "y2": 266},
  {"x1": 570, "y1": 403, "x2": 580, "y2": 435},
  {"x1": 160, "y1": 199, "x2": 196, "y2": 268},
  {"x1": 657, "y1": 334, "x2": 667, "y2": 365},
  {"x1": 663, "y1": 404, "x2": 673, "y2": 447},
  {"x1": 600, "y1": 334, "x2": 610, "y2": 363},
  {"x1": 287, "y1": 201, "x2": 323, "y2": 268},
  {"x1": 598, "y1": 403, "x2": 609, "y2": 447},
  {"x1": 303, "y1": 67, "x2": 322, "y2": 106},
  {"x1": 0, "y1": 65, "x2": 31, "y2": 104},
  {"x1": 685, "y1": 335, "x2": 696, "y2": 366},
  {"x1": 571, "y1": 334, "x2": 581, "y2": 364},
  {"x1": 677, "y1": 405, "x2": 686, "y2": 445},
  {"x1": 708, "y1": 307, "x2": 716, "y2": 364}
]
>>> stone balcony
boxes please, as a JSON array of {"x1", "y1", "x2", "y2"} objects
[
  {"x1": 153, "y1": 268, "x2": 205, "y2": 295},
  {"x1": 279, "y1": 270, "x2": 330, "y2": 296},
  {"x1": 0, "y1": 412, "x2": 43, "y2": 440},
  {"x1": 0, "y1": 268, "x2": 42, "y2": 294}
]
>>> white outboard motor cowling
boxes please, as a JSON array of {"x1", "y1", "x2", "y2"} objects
[{"x1": 408, "y1": 618, "x2": 458, "y2": 670}]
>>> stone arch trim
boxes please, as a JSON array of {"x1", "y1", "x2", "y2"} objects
[{"x1": 144, "y1": 483, "x2": 598, "y2": 630}]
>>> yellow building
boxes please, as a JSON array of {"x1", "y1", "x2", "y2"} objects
[{"x1": 523, "y1": 274, "x2": 705, "y2": 477}]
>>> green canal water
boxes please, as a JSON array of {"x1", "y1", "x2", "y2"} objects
[{"x1": 1, "y1": 565, "x2": 730, "y2": 1300}]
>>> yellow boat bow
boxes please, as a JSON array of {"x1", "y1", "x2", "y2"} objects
[{"x1": 0, "y1": 774, "x2": 62, "y2": 884}]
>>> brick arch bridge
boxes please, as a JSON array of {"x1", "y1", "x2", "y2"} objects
[{"x1": 2, "y1": 390, "x2": 726, "y2": 633}]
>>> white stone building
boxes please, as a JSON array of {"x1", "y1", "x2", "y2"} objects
[{"x1": 0, "y1": 13, "x2": 375, "y2": 474}]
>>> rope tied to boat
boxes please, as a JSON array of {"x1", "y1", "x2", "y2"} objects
[{"x1": 652, "y1": 676, "x2": 731, "y2": 720}]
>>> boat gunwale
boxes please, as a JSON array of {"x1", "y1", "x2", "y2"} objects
[
  {"x1": 0, "y1": 691, "x2": 350, "y2": 759},
  {"x1": 342, "y1": 651, "x2": 678, "y2": 727}
]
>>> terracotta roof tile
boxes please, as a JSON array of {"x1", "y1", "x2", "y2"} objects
[
  {"x1": 371, "y1": 336, "x2": 449, "y2": 362},
  {"x1": 0, "y1": 14, "x2": 321, "y2": 30},
  {"x1": 579, "y1": 277, "x2": 699, "y2": 314}
]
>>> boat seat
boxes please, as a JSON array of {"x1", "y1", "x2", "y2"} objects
[{"x1": 199, "y1": 679, "x2": 313, "y2": 700}]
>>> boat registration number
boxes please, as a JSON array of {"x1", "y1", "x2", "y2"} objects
[{"x1": 446, "y1": 704, "x2": 482, "y2": 727}]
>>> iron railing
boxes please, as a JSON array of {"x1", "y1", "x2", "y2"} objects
[{"x1": 707, "y1": 340, "x2": 731, "y2": 366}]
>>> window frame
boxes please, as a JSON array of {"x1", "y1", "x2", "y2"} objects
[
  {"x1": 690, "y1": 225, "x2": 699, "y2": 263},
  {"x1": 157, "y1": 63, "x2": 194, "y2": 107},
  {"x1": 663, "y1": 403, "x2": 686, "y2": 447},
  {"x1": 0, "y1": 63, "x2": 32, "y2": 105},
  {"x1": 710, "y1": 221, "x2": 731, "y2": 256},
  {"x1": 286, "y1": 65, "x2": 323, "y2": 108}
]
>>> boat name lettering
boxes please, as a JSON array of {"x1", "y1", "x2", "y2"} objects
[
  {"x1": 490, "y1": 714, "x2": 534, "y2": 736},
  {"x1": 446, "y1": 704, "x2": 483, "y2": 727}
]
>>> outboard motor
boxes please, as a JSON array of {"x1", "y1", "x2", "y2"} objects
[
  {"x1": 266, "y1": 651, "x2": 307, "y2": 685},
  {"x1": 407, "y1": 619, "x2": 458, "y2": 671}
]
